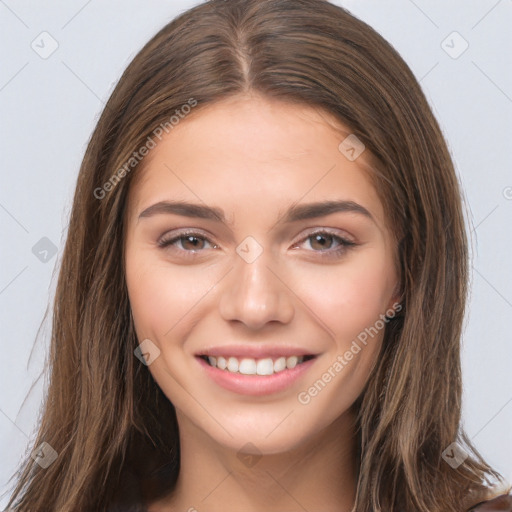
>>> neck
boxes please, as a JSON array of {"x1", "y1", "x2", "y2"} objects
[{"x1": 151, "y1": 409, "x2": 358, "y2": 512}]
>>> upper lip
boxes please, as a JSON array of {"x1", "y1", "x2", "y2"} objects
[{"x1": 195, "y1": 344, "x2": 319, "y2": 359}]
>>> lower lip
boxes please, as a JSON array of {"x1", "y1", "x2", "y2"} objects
[{"x1": 196, "y1": 356, "x2": 317, "y2": 396}]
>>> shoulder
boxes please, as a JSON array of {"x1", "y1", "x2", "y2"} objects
[{"x1": 467, "y1": 493, "x2": 512, "y2": 511}]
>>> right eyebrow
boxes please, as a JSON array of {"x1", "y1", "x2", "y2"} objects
[{"x1": 138, "y1": 200, "x2": 226, "y2": 223}]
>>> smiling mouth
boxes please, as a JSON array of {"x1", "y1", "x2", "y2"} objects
[{"x1": 198, "y1": 354, "x2": 316, "y2": 376}]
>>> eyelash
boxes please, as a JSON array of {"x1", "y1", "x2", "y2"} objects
[{"x1": 157, "y1": 229, "x2": 356, "y2": 259}]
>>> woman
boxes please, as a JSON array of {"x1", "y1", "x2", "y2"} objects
[{"x1": 5, "y1": 0, "x2": 511, "y2": 510}]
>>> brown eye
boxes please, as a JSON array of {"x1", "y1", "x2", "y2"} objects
[
  {"x1": 158, "y1": 231, "x2": 216, "y2": 254},
  {"x1": 309, "y1": 233, "x2": 336, "y2": 250},
  {"x1": 295, "y1": 229, "x2": 357, "y2": 259},
  {"x1": 180, "y1": 235, "x2": 207, "y2": 251}
]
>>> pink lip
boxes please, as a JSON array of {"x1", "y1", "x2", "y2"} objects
[
  {"x1": 196, "y1": 355, "x2": 318, "y2": 396},
  {"x1": 195, "y1": 344, "x2": 318, "y2": 359}
]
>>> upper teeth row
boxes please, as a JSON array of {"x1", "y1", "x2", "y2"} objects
[{"x1": 207, "y1": 356, "x2": 305, "y2": 375}]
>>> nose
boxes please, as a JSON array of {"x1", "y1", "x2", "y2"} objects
[{"x1": 218, "y1": 244, "x2": 295, "y2": 331}]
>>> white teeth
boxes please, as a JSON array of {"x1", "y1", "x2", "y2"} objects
[
  {"x1": 227, "y1": 357, "x2": 239, "y2": 372},
  {"x1": 205, "y1": 355, "x2": 307, "y2": 374},
  {"x1": 256, "y1": 358, "x2": 274, "y2": 375},
  {"x1": 239, "y1": 358, "x2": 257, "y2": 375},
  {"x1": 286, "y1": 356, "x2": 298, "y2": 369},
  {"x1": 273, "y1": 357, "x2": 287, "y2": 373}
]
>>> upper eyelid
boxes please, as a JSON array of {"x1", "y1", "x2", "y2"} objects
[
  {"x1": 158, "y1": 228, "x2": 214, "y2": 244},
  {"x1": 294, "y1": 229, "x2": 355, "y2": 246}
]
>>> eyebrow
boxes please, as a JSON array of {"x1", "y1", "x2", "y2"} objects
[{"x1": 137, "y1": 199, "x2": 374, "y2": 225}]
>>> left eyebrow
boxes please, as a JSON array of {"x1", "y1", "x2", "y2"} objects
[{"x1": 280, "y1": 200, "x2": 374, "y2": 224}]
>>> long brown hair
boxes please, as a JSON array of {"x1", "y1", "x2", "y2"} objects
[{"x1": 5, "y1": 0, "x2": 508, "y2": 510}]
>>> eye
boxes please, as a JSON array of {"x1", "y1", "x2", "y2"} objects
[
  {"x1": 158, "y1": 231, "x2": 217, "y2": 254},
  {"x1": 157, "y1": 229, "x2": 356, "y2": 259},
  {"x1": 294, "y1": 230, "x2": 356, "y2": 257}
]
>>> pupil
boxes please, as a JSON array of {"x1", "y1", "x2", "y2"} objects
[
  {"x1": 312, "y1": 234, "x2": 332, "y2": 250},
  {"x1": 185, "y1": 236, "x2": 201, "y2": 249}
]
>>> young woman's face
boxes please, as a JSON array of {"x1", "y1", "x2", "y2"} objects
[{"x1": 125, "y1": 94, "x2": 399, "y2": 454}]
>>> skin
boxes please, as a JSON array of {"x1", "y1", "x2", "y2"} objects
[{"x1": 124, "y1": 92, "x2": 400, "y2": 511}]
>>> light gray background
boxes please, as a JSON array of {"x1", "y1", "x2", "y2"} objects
[{"x1": 1, "y1": 0, "x2": 511, "y2": 507}]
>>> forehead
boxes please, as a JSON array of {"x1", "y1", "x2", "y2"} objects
[{"x1": 126, "y1": 94, "x2": 386, "y2": 228}]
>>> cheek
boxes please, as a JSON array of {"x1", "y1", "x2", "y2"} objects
[
  {"x1": 126, "y1": 252, "x2": 193, "y2": 340},
  {"x1": 291, "y1": 249, "x2": 395, "y2": 346},
  {"x1": 292, "y1": 256, "x2": 394, "y2": 421},
  {"x1": 125, "y1": 248, "x2": 226, "y2": 348}
]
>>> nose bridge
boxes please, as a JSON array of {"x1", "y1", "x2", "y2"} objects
[{"x1": 218, "y1": 236, "x2": 295, "y2": 329}]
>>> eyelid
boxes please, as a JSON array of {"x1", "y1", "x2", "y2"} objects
[
  {"x1": 294, "y1": 227, "x2": 356, "y2": 245},
  {"x1": 291, "y1": 229, "x2": 357, "y2": 258},
  {"x1": 157, "y1": 228, "x2": 213, "y2": 245}
]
